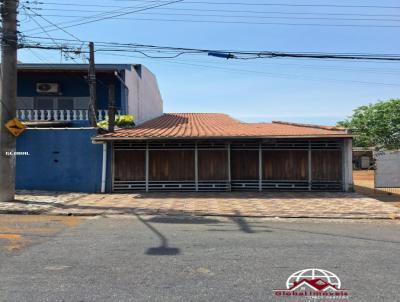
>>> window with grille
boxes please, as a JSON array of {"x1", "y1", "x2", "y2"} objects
[{"x1": 17, "y1": 97, "x2": 90, "y2": 110}]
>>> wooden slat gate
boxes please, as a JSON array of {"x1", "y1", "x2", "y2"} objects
[{"x1": 112, "y1": 139, "x2": 343, "y2": 192}]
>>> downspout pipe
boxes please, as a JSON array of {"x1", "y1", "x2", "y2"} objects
[{"x1": 101, "y1": 142, "x2": 107, "y2": 193}]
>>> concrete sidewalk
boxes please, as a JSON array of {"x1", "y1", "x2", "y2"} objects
[{"x1": 1, "y1": 191, "x2": 399, "y2": 219}]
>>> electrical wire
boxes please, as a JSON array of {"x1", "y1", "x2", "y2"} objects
[
  {"x1": 21, "y1": 1, "x2": 164, "y2": 34},
  {"x1": 133, "y1": 55, "x2": 400, "y2": 74},
  {"x1": 20, "y1": 11, "x2": 400, "y2": 23},
  {"x1": 21, "y1": 15, "x2": 400, "y2": 33},
  {"x1": 110, "y1": 0, "x2": 400, "y2": 9},
  {"x1": 18, "y1": 35, "x2": 400, "y2": 61},
  {"x1": 22, "y1": 5, "x2": 83, "y2": 42},
  {"x1": 21, "y1": 0, "x2": 400, "y2": 35},
  {"x1": 22, "y1": 0, "x2": 186, "y2": 35},
  {"x1": 21, "y1": 7, "x2": 80, "y2": 62},
  {"x1": 95, "y1": 52, "x2": 400, "y2": 87},
  {"x1": 20, "y1": 35, "x2": 400, "y2": 56},
  {"x1": 26, "y1": 48, "x2": 49, "y2": 63},
  {"x1": 44, "y1": 0, "x2": 185, "y2": 30},
  {"x1": 25, "y1": 6, "x2": 400, "y2": 19}
]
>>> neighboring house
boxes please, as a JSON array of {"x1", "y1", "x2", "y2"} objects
[
  {"x1": 16, "y1": 63, "x2": 163, "y2": 192},
  {"x1": 353, "y1": 147, "x2": 374, "y2": 170},
  {"x1": 16, "y1": 64, "x2": 163, "y2": 125},
  {"x1": 93, "y1": 114, "x2": 353, "y2": 193}
]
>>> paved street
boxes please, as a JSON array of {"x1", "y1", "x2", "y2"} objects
[{"x1": 0, "y1": 215, "x2": 399, "y2": 302}]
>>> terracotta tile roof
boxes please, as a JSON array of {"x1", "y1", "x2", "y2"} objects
[{"x1": 95, "y1": 113, "x2": 351, "y2": 140}]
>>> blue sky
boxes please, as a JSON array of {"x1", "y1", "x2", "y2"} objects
[{"x1": 18, "y1": 0, "x2": 400, "y2": 125}]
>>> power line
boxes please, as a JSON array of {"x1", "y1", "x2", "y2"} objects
[
  {"x1": 22, "y1": 1, "x2": 400, "y2": 36},
  {"x1": 22, "y1": 5, "x2": 83, "y2": 42},
  {"x1": 26, "y1": 48, "x2": 49, "y2": 63},
  {"x1": 20, "y1": 44, "x2": 400, "y2": 73},
  {"x1": 142, "y1": 55, "x2": 400, "y2": 74},
  {"x1": 25, "y1": 1, "x2": 135, "y2": 8},
  {"x1": 21, "y1": 0, "x2": 400, "y2": 36},
  {"x1": 27, "y1": 6, "x2": 400, "y2": 18},
  {"x1": 21, "y1": 1, "x2": 400, "y2": 35},
  {"x1": 45, "y1": 0, "x2": 185, "y2": 30},
  {"x1": 21, "y1": 15, "x2": 400, "y2": 33},
  {"x1": 110, "y1": 0, "x2": 400, "y2": 9},
  {"x1": 21, "y1": 35, "x2": 400, "y2": 57},
  {"x1": 21, "y1": 4, "x2": 87, "y2": 62},
  {"x1": 98, "y1": 52, "x2": 400, "y2": 74},
  {"x1": 22, "y1": 0, "x2": 185, "y2": 35},
  {"x1": 20, "y1": 11, "x2": 400, "y2": 23},
  {"x1": 21, "y1": 7, "x2": 81, "y2": 62},
  {"x1": 21, "y1": 1, "x2": 174, "y2": 35},
  {"x1": 19, "y1": 36, "x2": 400, "y2": 61},
  {"x1": 95, "y1": 52, "x2": 400, "y2": 87}
]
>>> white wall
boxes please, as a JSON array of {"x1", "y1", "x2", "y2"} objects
[
  {"x1": 124, "y1": 67, "x2": 139, "y2": 119},
  {"x1": 125, "y1": 65, "x2": 163, "y2": 125},
  {"x1": 375, "y1": 151, "x2": 400, "y2": 188}
]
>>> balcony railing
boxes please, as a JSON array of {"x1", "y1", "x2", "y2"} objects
[{"x1": 16, "y1": 109, "x2": 122, "y2": 122}]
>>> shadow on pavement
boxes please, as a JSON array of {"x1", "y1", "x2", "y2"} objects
[
  {"x1": 229, "y1": 211, "x2": 255, "y2": 234},
  {"x1": 134, "y1": 214, "x2": 181, "y2": 256},
  {"x1": 354, "y1": 185, "x2": 400, "y2": 203}
]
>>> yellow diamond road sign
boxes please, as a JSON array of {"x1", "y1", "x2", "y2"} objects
[{"x1": 5, "y1": 117, "x2": 26, "y2": 137}]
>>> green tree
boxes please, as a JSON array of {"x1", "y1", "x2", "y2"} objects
[{"x1": 337, "y1": 99, "x2": 400, "y2": 150}]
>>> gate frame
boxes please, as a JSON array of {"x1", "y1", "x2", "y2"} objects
[{"x1": 112, "y1": 138, "x2": 350, "y2": 192}]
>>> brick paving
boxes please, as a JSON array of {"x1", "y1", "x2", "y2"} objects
[{"x1": 1, "y1": 191, "x2": 399, "y2": 219}]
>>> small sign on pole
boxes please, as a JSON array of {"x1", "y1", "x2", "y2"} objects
[{"x1": 5, "y1": 118, "x2": 26, "y2": 137}]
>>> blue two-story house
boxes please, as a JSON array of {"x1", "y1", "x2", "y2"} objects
[{"x1": 16, "y1": 63, "x2": 163, "y2": 192}]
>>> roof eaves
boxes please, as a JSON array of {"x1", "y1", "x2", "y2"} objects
[
  {"x1": 271, "y1": 120, "x2": 346, "y2": 131},
  {"x1": 17, "y1": 63, "x2": 138, "y2": 72}
]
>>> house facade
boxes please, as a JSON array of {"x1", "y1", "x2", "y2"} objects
[
  {"x1": 94, "y1": 114, "x2": 353, "y2": 193},
  {"x1": 15, "y1": 63, "x2": 353, "y2": 193}
]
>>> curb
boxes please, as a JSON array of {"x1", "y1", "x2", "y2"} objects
[
  {"x1": 0, "y1": 209, "x2": 398, "y2": 220},
  {"x1": 0, "y1": 209, "x2": 47, "y2": 215}
]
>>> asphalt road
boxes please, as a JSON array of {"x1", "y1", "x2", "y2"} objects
[{"x1": 0, "y1": 215, "x2": 399, "y2": 302}]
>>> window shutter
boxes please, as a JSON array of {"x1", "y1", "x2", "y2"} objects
[
  {"x1": 74, "y1": 97, "x2": 90, "y2": 110},
  {"x1": 16, "y1": 97, "x2": 34, "y2": 109}
]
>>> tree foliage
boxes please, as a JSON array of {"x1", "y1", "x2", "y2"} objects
[{"x1": 337, "y1": 99, "x2": 400, "y2": 150}]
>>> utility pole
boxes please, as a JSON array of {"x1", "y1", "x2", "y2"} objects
[
  {"x1": 107, "y1": 84, "x2": 116, "y2": 132},
  {"x1": 88, "y1": 42, "x2": 97, "y2": 127},
  {"x1": 0, "y1": 0, "x2": 18, "y2": 202}
]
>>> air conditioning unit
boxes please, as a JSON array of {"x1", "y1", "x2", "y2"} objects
[{"x1": 36, "y1": 83, "x2": 60, "y2": 94}]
